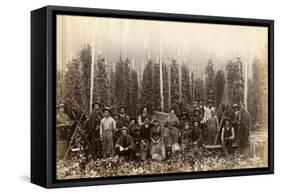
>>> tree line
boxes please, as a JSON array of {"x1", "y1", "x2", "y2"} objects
[{"x1": 57, "y1": 44, "x2": 268, "y2": 127}]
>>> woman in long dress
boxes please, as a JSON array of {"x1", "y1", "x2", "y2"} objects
[{"x1": 150, "y1": 119, "x2": 166, "y2": 161}]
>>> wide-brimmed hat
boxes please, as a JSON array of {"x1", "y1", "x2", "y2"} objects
[
  {"x1": 232, "y1": 104, "x2": 239, "y2": 109},
  {"x1": 180, "y1": 112, "x2": 189, "y2": 117},
  {"x1": 119, "y1": 106, "x2": 126, "y2": 110},
  {"x1": 92, "y1": 102, "x2": 101, "y2": 108},
  {"x1": 193, "y1": 108, "x2": 201, "y2": 114},
  {"x1": 153, "y1": 118, "x2": 159, "y2": 123},
  {"x1": 103, "y1": 107, "x2": 111, "y2": 113},
  {"x1": 57, "y1": 103, "x2": 65, "y2": 109},
  {"x1": 121, "y1": 127, "x2": 128, "y2": 132}
]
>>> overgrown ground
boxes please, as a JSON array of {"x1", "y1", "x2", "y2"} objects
[{"x1": 56, "y1": 146, "x2": 266, "y2": 180}]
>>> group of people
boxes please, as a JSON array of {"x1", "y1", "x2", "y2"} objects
[{"x1": 56, "y1": 99, "x2": 251, "y2": 162}]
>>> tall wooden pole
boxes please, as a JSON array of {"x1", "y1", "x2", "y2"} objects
[
  {"x1": 89, "y1": 43, "x2": 95, "y2": 114},
  {"x1": 168, "y1": 63, "x2": 171, "y2": 110},
  {"x1": 178, "y1": 62, "x2": 182, "y2": 102},
  {"x1": 244, "y1": 58, "x2": 248, "y2": 109},
  {"x1": 159, "y1": 56, "x2": 164, "y2": 112}
]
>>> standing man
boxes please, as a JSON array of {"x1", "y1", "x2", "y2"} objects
[
  {"x1": 198, "y1": 99, "x2": 205, "y2": 117},
  {"x1": 56, "y1": 103, "x2": 73, "y2": 159},
  {"x1": 118, "y1": 106, "x2": 130, "y2": 128},
  {"x1": 89, "y1": 102, "x2": 103, "y2": 159},
  {"x1": 206, "y1": 108, "x2": 219, "y2": 145},
  {"x1": 138, "y1": 107, "x2": 149, "y2": 126},
  {"x1": 100, "y1": 107, "x2": 116, "y2": 158},
  {"x1": 238, "y1": 103, "x2": 251, "y2": 151},
  {"x1": 204, "y1": 99, "x2": 214, "y2": 121}
]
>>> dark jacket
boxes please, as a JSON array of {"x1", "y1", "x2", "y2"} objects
[
  {"x1": 116, "y1": 134, "x2": 134, "y2": 149},
  {"x1": 140, "y1": 124, "x2": 152, "y2": 141},
  {"x1": 89, "y1": 109, "x2": 103, "y2": 130},
  {"x1": 118, "y1": 114, "x2": 130, "y2": 128}
]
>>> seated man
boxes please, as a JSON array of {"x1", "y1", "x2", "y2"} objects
[
  {"x1": 221, "y1": 117, "x2": 235, "y2": 155},
  {"x1": 192, "y1": 120, "x2": 203, "y2": 146},
  {"x1": 139, "y1": 116, "x2": 152, "y2": 160},
  {"x1": 181, "y1": 121, "x2": 193, "y2": 149},
  {"x1": 115, "y1": 127, "x2": 135, "y2": 161}
]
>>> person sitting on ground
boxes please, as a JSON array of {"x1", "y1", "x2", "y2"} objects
[
  {"x1": 129, "y1": 118, "x2": 141, "y2": 148},
  {"x1": 221, "y1": 117, "x2": 235, "y2": 155},
  {"x1": 115, "y1": 127, "x2": 135, "y2": 161},
  {"x1": 181, "y1": 121, "x2": 193, "y2": 149},
  {"x1": 150, "y1": 119, "x2": 166, "y2": 161},
  {"x1": 192, "y1": 120, "x2": 203, "y2": 146},
  {"x1": 139, "y1": 116, "x2": 152, "y2": 160}
]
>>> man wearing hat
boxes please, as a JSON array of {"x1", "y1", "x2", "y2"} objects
[
  {"x1": 118, "y1": 106, "x2": 130, "y2": 128},
  {"x1": 221, "y1": 117, "x2": 235, "y2": 155},
  {"x1": 56, "y1": 103, "x2": 71, "y2": 128},
  {"x1": 89, "y1": 102, "x2": 103, "y2": 159},
  {"x1": 100, "y1": 107, "x2": 116, "y2": 158},
  {"x1": 56, "y1": 103, "x2": 73, "y2": 139},
  {"x1": 192, "y1": 108, "x2": 202, "y2": 124},
  {"x1": 191, "y1": 120, "x2": 203, "y2": 146},
  {"x1": 237, "y1": 103, "x2": 251, "y2": 151},
  {"x1": 204, "y1": 99, "x2": 215, "y2": 121},
  {"x1": 56, "y1": 103, "x2": 73, "y2": 159},
  {"x1": 115, "y1": 127, "x2": 135, "y2": 161},
  {"x1": 206, "y1": 108, "x2": 219, "y2": 145}
]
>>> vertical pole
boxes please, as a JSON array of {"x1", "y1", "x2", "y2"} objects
[
  {"x1": 168, "y1": 63, "x2": 171, "y2": 110},
  {"x1": 159, "y1": 56, "x2": 164, "y2": 112},
  {"x1": 244, "y1": 58, "x2": 248, "y2": 109},
  {"x1": 89, "y1": 43, "x2": 95, "y2": 114},
  {"x1": 178, "y1": 62, "x2": 182, "y2": 102}
]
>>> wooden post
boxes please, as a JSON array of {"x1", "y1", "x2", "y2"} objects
[
  {"x1": 89, "y1": 43, "x2": 95, "y2": 114},
  {"x1": 168, "y1": 63, "x2": 171, "y2": 110},
  {"x1": 178, "y1": 62, "x2": 182, "y2": 102}
]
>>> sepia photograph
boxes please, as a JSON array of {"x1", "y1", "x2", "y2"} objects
[{"x1": 55, "y1": 14, "x2": 269, "y2": 180}]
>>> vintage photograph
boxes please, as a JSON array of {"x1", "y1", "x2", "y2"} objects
[{"x1": 56, "y1": 15, "x2": 269, "y2": 180}]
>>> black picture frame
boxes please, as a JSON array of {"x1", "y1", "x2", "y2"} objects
[{"x1": 31, "y1": 5, "x2": 274, "y2": 188}]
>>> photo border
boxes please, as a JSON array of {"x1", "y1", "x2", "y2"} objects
[{"x1": 32, "y1": 5, "x2": 274, "y2": 188}]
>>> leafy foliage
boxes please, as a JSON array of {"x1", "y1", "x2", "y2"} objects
[
  {"x1": 57, "y1": 145, "x2": 266, "y2": 180},
  {"x1": 214, "y1": 70, "x2": 225, "y2": 106}
]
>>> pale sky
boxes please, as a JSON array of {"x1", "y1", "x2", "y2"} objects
[{"x1": 57, "y1": 15, "x2": 268, "y2": 75}]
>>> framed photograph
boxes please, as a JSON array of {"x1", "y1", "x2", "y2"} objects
[{"x1": 31, "y1": 5, "x2": 274, "y2": 188}]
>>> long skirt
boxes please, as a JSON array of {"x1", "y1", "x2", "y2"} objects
[
  {"x1": 207, "y1": 127, "x2": 217, "y2": 145},
  {"x1": 140, "y1": 139, "x2": 150, "y2": 160},
  {"x1": 164, "y1": 127, "x2": 179, "y2": 147},
  {"x1": 150, "y1": 141, "x2": 166, "y2": 161}
]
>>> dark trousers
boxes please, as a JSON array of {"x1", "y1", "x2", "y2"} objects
[
  {"x1": 115, "y1": 147, "x2": 134, "y2": 160},
  {"x1": 222, "y1": 139, "x2": 233, "y2": 155}
]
